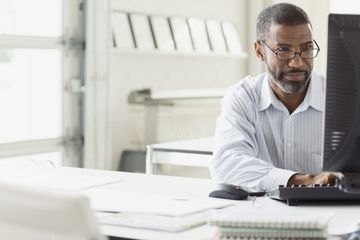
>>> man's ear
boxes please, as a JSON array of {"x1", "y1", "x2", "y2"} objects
[{"x1": 254, "y1": 41, "x2": 265, "y2": 62}]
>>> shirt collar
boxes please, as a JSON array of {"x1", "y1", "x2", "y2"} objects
[
  {"x1": 259, "y1": 74, "x2": 284, "y2": 112},
  {"x1": 258, "y1": 72, "x2": 325, "y2": 112},
  {"x1": 306, "y1": 72, "x2": 325, "y2": 112}
]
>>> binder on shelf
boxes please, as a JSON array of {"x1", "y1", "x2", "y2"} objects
[
  {"x1": 111, "y1": 12, "x2": 134, "y2": 49},
  {"x1": 149, "y1": 15, "x2": 175, "y2": 51},
  {"x1": 206, "y1": 20, "x2": 227, "y2": 53},
  {"x1": 169, "y1": 17, "x2": 193, "y2": 52},
  {"x1": 222, "y1": 22, "x2": 243, "y2": 54},
  {"x1": 188, "y1": 18, "x2": 211, "y2": 53},
  {"x1": 129, "y1": 13, "x2": 155, "y2": 50}
]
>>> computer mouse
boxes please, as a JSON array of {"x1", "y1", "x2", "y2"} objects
[{"x1": 208, "y1": 183, "x2": 249, "y2": 200}]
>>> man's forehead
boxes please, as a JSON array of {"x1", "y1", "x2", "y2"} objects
[{"x1": 267, "y1": 23, "x2": 313, "y2": 44}]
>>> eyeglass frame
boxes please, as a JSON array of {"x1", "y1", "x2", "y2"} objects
[{"x1": 259, "y1": 40, "x2": 320, "y2": 60}]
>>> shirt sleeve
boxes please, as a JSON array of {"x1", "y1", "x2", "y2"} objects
[{"x1": 210, "y1": 84, "x2": 297, "y2": 192}]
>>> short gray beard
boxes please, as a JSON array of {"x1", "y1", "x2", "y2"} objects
[{"x1": 265, "y1": 65, "x2": 311, "y2": 95}]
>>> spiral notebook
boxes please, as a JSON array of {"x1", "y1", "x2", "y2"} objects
[{"x1": 208, "y1": 209, "x2": 333, "y2": 239}]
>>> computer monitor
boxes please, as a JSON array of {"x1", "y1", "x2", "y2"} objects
[{"x1": 323, "y1": 13, "x2": 360, "y2": 193}]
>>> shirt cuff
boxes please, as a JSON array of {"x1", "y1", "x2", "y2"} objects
[{"x1": 260, "y1": 167, "x2": 297, "y2": 192}]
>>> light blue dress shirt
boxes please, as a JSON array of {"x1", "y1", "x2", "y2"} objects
[{"x1": 210, "y1": 72, "x2": 325, "y2": 192}]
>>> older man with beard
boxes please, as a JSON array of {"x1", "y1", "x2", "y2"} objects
[{"x1": 210, "y1": 3, "x2": 338, "y2": 192}]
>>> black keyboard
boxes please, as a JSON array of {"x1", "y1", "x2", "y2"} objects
[{"x1": 268, "y1": 184, "x2": 360, "y2": 205}]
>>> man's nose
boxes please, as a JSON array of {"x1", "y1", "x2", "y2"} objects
[{"x1": 288, "y1": 53, "x2": 304, "y2": 68}]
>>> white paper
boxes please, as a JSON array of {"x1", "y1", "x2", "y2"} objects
[
  {"x1": 130, "y1": 13, "x2": 155, "y2": 50},
  {"x1": 82, "y1": 189, "x2": 233, "y2": 217},
  {"x1": 222, "y1": 22, "x2": 243, "y2": 54},
  {"x1": 188, "y1": 18, "x2": 210, "y2": 53},
  {"x1": 150, "y1": 16, "x2": 175, "y2": 51},
  {"x1": 170, "y1": 17, "x2": 193, "y2": 52},
  {"x1": 206, "y1": 20, "x2": 227, "y2": 53},
  {"x1": 98, "y1": 210, "x2": 210, "y2": 232},
  {"x1": 111, "y1": 12, "x2": 134, "y2": 49}
]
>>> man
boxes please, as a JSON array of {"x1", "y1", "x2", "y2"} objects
[{"x1": 210, "y1": 3, "x2": 338, "y2": 192}]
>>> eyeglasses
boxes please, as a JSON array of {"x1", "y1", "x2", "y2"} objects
[{"x1": 259, "y1": 40, "x2": 320, "y2": 60}]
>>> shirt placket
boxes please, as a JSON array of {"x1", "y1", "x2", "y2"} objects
[{"x1": 284, "y1": 114, "x2": 295, "y2": 170}]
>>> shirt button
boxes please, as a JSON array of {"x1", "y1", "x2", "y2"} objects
[
  {"x1": 289, "y1": 117, "x2": 292, "y2": 120},
  {"x1": 287, "y1": 143, "x2": 292, "y2": 147}
]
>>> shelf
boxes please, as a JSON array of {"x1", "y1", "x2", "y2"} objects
[
  {"x1": 128, "y1": 88, "x2": 226, "y2": 104},
  {"x1": 111, "y1": 48, "x2": 248, "y2": 59}
]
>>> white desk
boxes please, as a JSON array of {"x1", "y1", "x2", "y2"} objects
[
  {"x1": 1, "y1": 166, "x2": 360, "y2": 240},
  {"x1": 146, "y1": 137, "x2": 213, "y2": 177},
  {"x1": 0, "y1": 166, "x2": 219, "y2": 240},
  {"x1": 97, "y1": 174, "x2": 360, "y2": 240}
]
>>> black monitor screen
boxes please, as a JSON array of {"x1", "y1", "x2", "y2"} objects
[{"x1": 323, "y1": 14, "x2": 360, "y2": 175}]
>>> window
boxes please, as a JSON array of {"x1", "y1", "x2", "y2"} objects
[
  {"x1": 0, "y1": 49, "x2": 62, "y2": 143},
  {"x1": 0, "y1": 0, "x2": 84, "y2": 166},
  {"x1": 0, "y1": 0, "x2": 62, "y2": 37}
]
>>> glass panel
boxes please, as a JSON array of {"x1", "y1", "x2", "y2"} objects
[
  {"x1": 0, "y1": 0, "x2": 62, "y2": 37},
  {"x1": 0, "y1": 49, "x2": 62, "y2": 143},
  {"x1": 0, "y1": 152, "x2": 63, "y2": 167}
]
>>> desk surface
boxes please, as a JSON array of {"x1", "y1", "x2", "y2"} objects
[
  {"x1": 97, "y1": 173, "x2": 360, "y2": 240},
  {"x1": 1, "y1": 166, "x2": 359, "y2": 240}
]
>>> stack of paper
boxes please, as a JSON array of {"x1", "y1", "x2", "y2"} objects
[
  {"x1": 208, "y1": 208, "x2": 333, "y2": 239},
  {"x1": 83, "y1": 189, "x2": 233, "y2": 232},
  {"x1": 82, "y1": 189, "x2": 233, "y2": 217},
  {"x1": 98, "y1": 210, "x2": 211, "y2": 232}
]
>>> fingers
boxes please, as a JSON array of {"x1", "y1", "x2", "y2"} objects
[
  {"x1": 313, "y1": 172, "x2": 339, "y2": 185},
  {"x1": 288, "y1": 172, "x2": 341, "y2": 186}
]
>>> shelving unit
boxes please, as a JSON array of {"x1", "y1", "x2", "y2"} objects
[
  {"x1": 107, "y1": 0, "x2": 250, "y2": 172},
  {"x1": 111, "y1": 48, "x2": 248, "y2": 59}
]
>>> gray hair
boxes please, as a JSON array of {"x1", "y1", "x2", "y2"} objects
[{"x1": 256, "y1": 3, "x2": 312, "y2": 41}]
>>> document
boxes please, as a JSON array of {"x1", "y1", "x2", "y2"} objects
[
  {"x1": 98, "y1": 210, "x2": 211, "y2": 232},
  {"x1": 82, "y1": 189, "x2": 233, "y2": 217}
]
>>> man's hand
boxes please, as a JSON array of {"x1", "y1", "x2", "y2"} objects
[{"x1": 287, "y1": 172, "x2": 341, "y2": 186}]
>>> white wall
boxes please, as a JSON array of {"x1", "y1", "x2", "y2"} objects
[
  {"x1": 330, "y1": 0, "x2": 360, "y2": 14},
  {"x1": 109, "y1": 0, "x2": 249, "y2": 169},
  {"x1": 85, "y1": 0, "x2": 346, "y2": 170}
]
